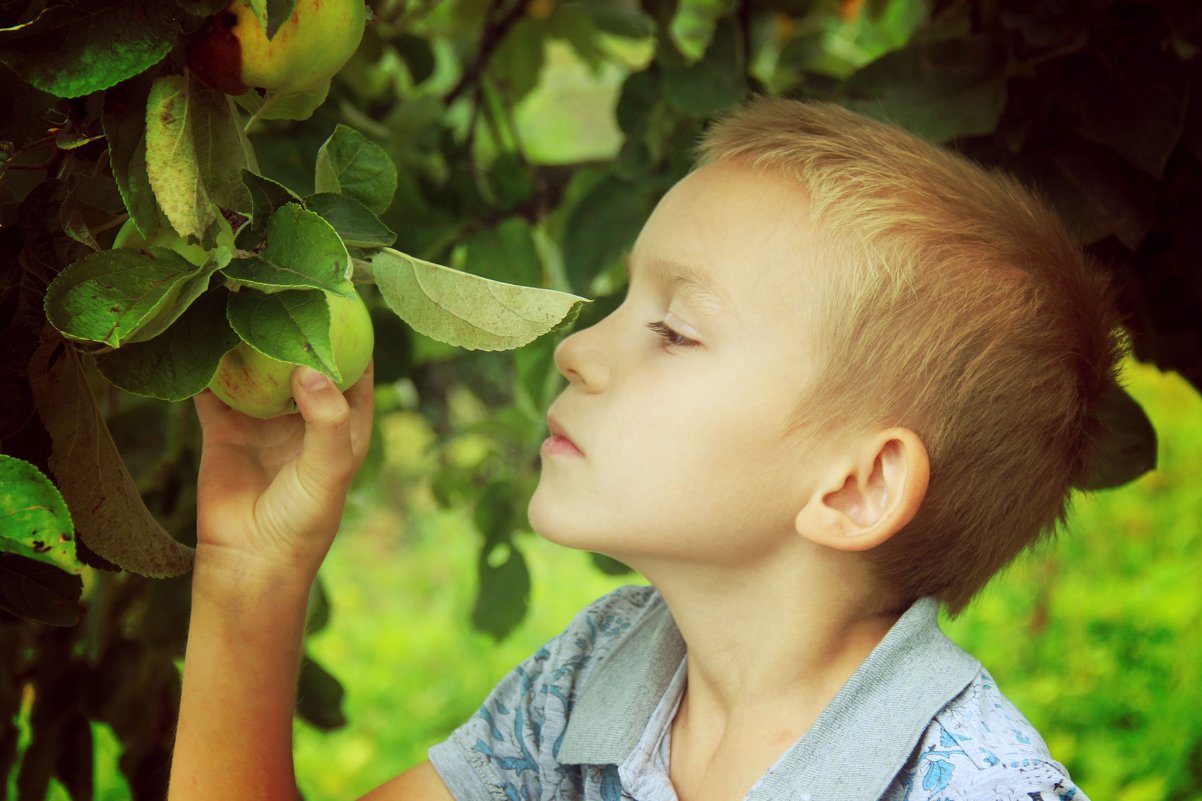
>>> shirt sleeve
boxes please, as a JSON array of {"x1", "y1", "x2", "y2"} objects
[{"x1": 427, "y1": 585, "x2": 655, "y2": 801}]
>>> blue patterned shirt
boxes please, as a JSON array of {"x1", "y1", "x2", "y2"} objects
[{"x1": 428, "y1": 585, "x2": 1088, "y2": 801}]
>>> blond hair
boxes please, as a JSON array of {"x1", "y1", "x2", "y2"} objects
[{"x1": 694, "y1": 97, "x2": 1126, "y2": 615}]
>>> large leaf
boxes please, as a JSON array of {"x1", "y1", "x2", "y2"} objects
[
  {"x1": 659, "y1": 18, "x2": 746, "y2": 117},
  {"x1": 0, "y1": 455, "x2": 81, "y2": 574},
  {"x1": 314, "y1": 124, "x2": 398, "y2": 215},
  {"x1": 145, "y1": 75, "x2": 216, "y2": 241},
  {"x1": 561, "y1": 171, "x2": 658, "y2": 293},
  {"x1": 102, "y1": 73, "x2": 169, "y2": 237},
  {"x1": 26, "y1": 329, "x2": 194, "y2": 577},
  {"x1": 222, "y1": 204, "x2": 354, "y2": 296},
  {"x1": 93, "y1": 288, "x2": 241, "y2": 401},
  {"x1": 370, "y1": 247, "x2": 589, "y2": 352},
  {"x1": 44, "y1": 248, "x2": 221, "y2": 348},
  {"x1": 841, "y1": 35, "x2": 1007, "y2": 143},
  {"x1": 189, "y1": 80, "x2": 259, "y2": 213},
  {"x1": 0, "y1": 0, "x2": 179, "y2": 97},
  {"x1": 226, "y1": 288, "x2": 340, "y2": 381}
]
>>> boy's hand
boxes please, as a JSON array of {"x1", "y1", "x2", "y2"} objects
[{"x1": 192, "y1": 361, "x2": 375, "y2": 588}]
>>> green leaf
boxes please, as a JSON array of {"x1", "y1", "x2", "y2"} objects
[
  {"x1": 461, "y1": 218, "x2": 541, "y2": 285},
  {"x1": 0, "y1": 455, "x2": 81, "y2": 574},
  {"x1": 371, "y1": 247, "x2": 590, "y2": 352},
  {"x1": 314, "y1": 123, "x2": 398, "y2": 215},
  {"x1": 0, "y1": 1, "x2": 178, "y2": 98},
  {"x1": 0, "y1": 554, "x2": 82, "y2": 627},
  {"x1": 472, "y1": 540, "x2": 530, "y2": 640},
  {"x1": 395, "y1": 35, "x2": 435, "y2": 84},
  {"x1": 189, "y1": 81, "x2": 259, "y2": 213},
  {"x1": 26, "y1": 332, "x2": 195, "y2": 578},
  {"x1": 236, "y1": 169, "x2": 302, "y2": 250},
  {"x1": 1075, "y1": 382, "x2": 1158, "y2": 490},
  {"x1": 226, "y1": 288, "x2": 341, "y2": 382},
  {"x1": 103, "y1": 73, "x2": 169, "y2": 237},
  {"x1": 305, "y1": 192, "x2": 396, "y2": 248},
  {"x1": 296, "y1": 654, "x2": 346, "y2": 731},
  {"x1": 562, "y1": 171, "x2": 658, "y2": 294},
  {"x1": 44, "y1": 248, "x2": 220, "y2": 348},
  {"x1": 222, "y1": 204, "x2": 354, "y2": 296},
  {"x1": 265, "y1": 0, "x2": 297, "y2": 40},
  {"x1": 840, "y1": 35, "x2": 1007, "y2": 143},
  {"x1": 659, "y1": 18, "x2": 745, "y2": 117},
  {"x1": 145, "y1": 75, "x2": 217, "y2": 241},
  {"x1": 93, "y1": 288, "x2": 240, "y2": 401},
  {"x1": 235, "y1": 79, "x2": 330, "y2": 123},
  {"x1": 490, "y1": 17, "x2": 545, "y2": 103}
]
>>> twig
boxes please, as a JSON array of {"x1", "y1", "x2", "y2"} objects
[{"x1": 444, "y1": 0, "x2": 528, "y2": 104}]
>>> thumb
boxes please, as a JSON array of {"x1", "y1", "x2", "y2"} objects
[{"x1": 291, "y1": 366, "x2": 354, "y2": 494}]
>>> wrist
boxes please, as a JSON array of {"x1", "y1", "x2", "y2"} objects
[{"x1": 191, "y1": 543, "x2": 316, "y2": 615}]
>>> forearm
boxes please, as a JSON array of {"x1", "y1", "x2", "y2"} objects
[{"x1": 168, "y1": 551, "x2": 314, "y2": 801}]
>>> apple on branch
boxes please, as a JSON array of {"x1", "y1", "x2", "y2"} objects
[
  {"x1": 186, "y1": 0, "x2": 367, "y2": 96},
  {"x1": 207, "y1": 289, "x2": 375, "y2": 419}
]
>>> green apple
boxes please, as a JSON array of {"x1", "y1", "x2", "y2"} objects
[
  {"x1": 207, "y1": 289, "x2": 374, "y2": 418},
  {"x1": 186, "y1": 0, "x2": 367, "y2": 96}
]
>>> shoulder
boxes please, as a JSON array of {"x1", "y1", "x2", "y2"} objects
[{"x1": 883, "y1": 668, "x2": 1090, "y2": 801}]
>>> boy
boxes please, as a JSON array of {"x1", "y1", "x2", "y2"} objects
[{"x1": 168, "y1": 97, "x2": 1121, "y2": 800}]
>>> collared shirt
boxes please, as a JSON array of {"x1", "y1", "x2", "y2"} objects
[{"x1": 428, "y1": 585, "x2": 1089, "y2": 801}]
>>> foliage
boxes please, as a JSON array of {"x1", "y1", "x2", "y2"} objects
[{"x1": 0, "y1": 0, "x2": 1197, "y2": 798}]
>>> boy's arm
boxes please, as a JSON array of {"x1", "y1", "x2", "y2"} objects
[{"x1": 169, "y1": 363, "x2": 453, "y2": 800}]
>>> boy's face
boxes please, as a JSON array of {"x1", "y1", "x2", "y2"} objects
[{"x1": 528, "y1": 159, "x2": 838, "y2": 568}]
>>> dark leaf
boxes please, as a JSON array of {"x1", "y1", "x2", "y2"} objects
[
  {"x1": 1075, "y1": 382, "x2": 1157, "y2": 490},
  {"x1": 93, "y1": 286, "x2": 240, "y2": 402},
  {"x1": 472, "y1": 539, "x2": 530, "y2": 640},
  {"x1": 841, "y1": 35, "x2": 1007, "y2": 143},
  {"x1": 0, "y1": 0, "x2": 181, "y2": 98},
  {"x1": 562, "y1": 171, "x2": 659, "y2": 294},
  {"x1": 0, "y1": 554, "x2": 82, "y2": 627},
  {"x1": 296, "y1": 654, "x2": 346, "y2": 731}
]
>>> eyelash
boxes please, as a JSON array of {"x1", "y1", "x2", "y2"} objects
[{"x1": 646, "y1": 320, "x2": 700, "y2": 349}]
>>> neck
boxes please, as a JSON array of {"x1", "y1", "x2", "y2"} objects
[{"x1": 630, "y1": 543, "x2": 904, "y2": 733}]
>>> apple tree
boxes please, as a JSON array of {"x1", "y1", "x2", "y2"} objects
[{"x1": 1, "y1": 0, "x2": 1196, "y2": 798}]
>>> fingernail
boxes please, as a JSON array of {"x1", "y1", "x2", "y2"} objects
[{"x1": 300, "y1": 367, "x2": 329, "y2": 391}]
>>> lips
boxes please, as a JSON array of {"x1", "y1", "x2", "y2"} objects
[{"x1": 547, "y1": 414, "x2": 582, "y2": 453}]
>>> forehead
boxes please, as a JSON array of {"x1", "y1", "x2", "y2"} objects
[{"x1": 630, "y1": 160, "x2": 816, "y2": 328}]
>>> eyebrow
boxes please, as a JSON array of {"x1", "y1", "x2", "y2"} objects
[{"x1": 622, "y1": 252, "x2": 737, "y2": 321}]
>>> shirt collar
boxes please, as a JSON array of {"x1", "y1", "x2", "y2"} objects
[{"x1": 558, "y1": 593, "x2": 981, "y2": 800}]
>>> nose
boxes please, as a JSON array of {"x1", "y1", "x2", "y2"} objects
[{"x1": 553, "y1": 320, "x2": 610, "y2": 391}]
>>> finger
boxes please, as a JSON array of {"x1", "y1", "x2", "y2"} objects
[
  {"x1": 192, "y1": 388, "x2": 236, "y2": 434},
  {"x1": 343, "y1": 360, "x2": 375, "y2": 466},
  {"x1": 291, "y1": 366, "x2": 355, "y2": 496}
]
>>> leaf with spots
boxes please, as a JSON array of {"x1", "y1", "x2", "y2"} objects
[
  {"x1": 0, "y1": 455, "x2": 82, "y2": 574},
  {"x1": 44, "y1": 247, "x2": 222, "y2": 348},
  {"x1": 145, "y1": 74, "x2": 217, "y2": 241}
]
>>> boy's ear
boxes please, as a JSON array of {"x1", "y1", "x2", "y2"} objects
[{"x1": 794, "y1": 428, "x2": 929, "y2": 552}]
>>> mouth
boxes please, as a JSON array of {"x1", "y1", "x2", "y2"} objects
[{"x1": 545, "y1": 414, "x2": 584, "y2": 456}]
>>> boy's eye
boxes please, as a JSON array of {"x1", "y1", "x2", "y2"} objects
[{"x1": 646, "y1": 320, "x2": 700, "y2": 349}]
